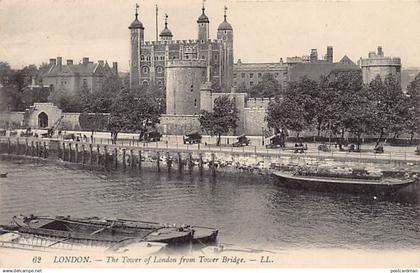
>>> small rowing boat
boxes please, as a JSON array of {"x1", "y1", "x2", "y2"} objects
[{"x1": 0, "y1": 173, "x2": 7, "y2": 178}]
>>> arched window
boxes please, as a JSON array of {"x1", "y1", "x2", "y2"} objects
[
  {"x1": 156, "y1": 66, "x2": 164, "y2": 73},
  {"x1": 194, "y1": 99, "x2": 197, "y2": 107},
  {"x1": 142, "y1": 80, "x2": 149, "y2": 86},
  {"x1": 146, "y1": 56, "x2": 150, "y2": 61},
  {"x1": 157, "y1": 80, "x2": 163, "y2": 86},
  {"x1": 142, "y1": 66, "x2": 149, "y2": 74},
  {"x1": 140, "y1": 55, "x2": 145, "y2": 61},
  {"x1": 190, "y1": 84, "x2": 194, "y2": 92},
  {"x1": 160, "y1": 56, "x2": 165, "y2": 60}
]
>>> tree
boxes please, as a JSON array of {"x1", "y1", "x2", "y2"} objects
[
  {"x1": 107, "y1": 88, "x2": 161, "y2": 143},
  {"x1": 406, "y1": 73, "x2": 420, "y2": 142},
  {"x1": 48, "y1": 88, "x2": 83, "y2": 112},
  {"x1": 249, "y1": 73, "x2": 282, "y2": 98},
  {"x1": 199, "y1": 95, "x2": 239, "y2": 146}
]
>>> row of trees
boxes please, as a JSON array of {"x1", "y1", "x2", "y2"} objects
[{"x1": 266, "y1": 71, "x2": 420, "y2": 147}]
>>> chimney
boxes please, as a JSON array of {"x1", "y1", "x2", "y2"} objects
[
  {"x1": 279, "y1": 58, "x2": 283, "y2": 64},
  {"x1": 327, "y1": 46, "x2": 333, "y2": 63},
  {"x1": 83, "y1": 57, "x2": 89, "y2": 64},
  {"x1": 49, "y1": 58, "x2": 56, "y2": 66},
  {"x1": 98, "y1": 60, "x2": 104, "y2": 66},
  {"x1": 67, "y1": 59, "x2": 73, "y2": 65},
  {"x1": 377, "y1": 46, "x2": 383, "y2": 57},
  {"x1": 310, "y1": 49, "x2": 318, "y2": 62},
  {"x1": 112, "y1": 62, "x2": 118, "y2": 75},
  {"x1": 57, "y1": 57, "x2": 62, "y2": 70}
]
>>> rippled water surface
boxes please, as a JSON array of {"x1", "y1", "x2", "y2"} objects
[{"x1": 0, "y1": 159, "x2": 419, "y2": 250}]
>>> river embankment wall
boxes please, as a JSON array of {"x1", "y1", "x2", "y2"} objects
[{"x1": 1, "y1": 137, "x2": 419, "y2": 178}]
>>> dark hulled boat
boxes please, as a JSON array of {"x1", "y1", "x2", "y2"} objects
[{"x1": 272, "y1": 169, "x2": 417, "y2": 194}]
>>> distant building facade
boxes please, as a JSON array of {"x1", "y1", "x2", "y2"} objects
[
  {"x1": 42, "y1": 57, "x2": 118, "y2": 94},
  {"x1": 359, "y1": 46, "x2": 401, "y2": 84},
  {"x1": 233, "y1": 59, "x2": 288, "y2": 89},
  {"x1": 129, "y1": 4, "x2": 234, "y2": 89}
]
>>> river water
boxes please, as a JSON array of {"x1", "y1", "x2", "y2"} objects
[{"x1": 0, "y1": 158, "x2": 419, "y2": 251}]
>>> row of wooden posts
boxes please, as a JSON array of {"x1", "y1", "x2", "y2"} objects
[
  {"x1": 0, "y1": 138, "x2": 217, "y2": 175},
  {"x1": 59, "y1": 142, "x2": 217, "y2": 174}
]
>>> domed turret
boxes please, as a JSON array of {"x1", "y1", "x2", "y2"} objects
[
  {"x1": 160, "y1": 14, "x2": 173, "y2": 41},
  {"x1": 129, "y1": 4, "x2": 144, "y2": 29},
  {"x1": 197, "y1": 5, "x2": 209, "y2": 23},
  {"x1": 197, "y1": 2, "x2": 209, "y2": 40},
  {"x1": 217, "y1": 7, "x2": 232, "y2": 31}
]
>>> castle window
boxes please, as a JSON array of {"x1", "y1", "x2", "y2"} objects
[
  {"x1": 142, "y1": 66, "x2": 149, "y2": 74},
  {"x1": 157, "y1": 80, "x2": 163, "y2": 86},
  {"x1": 214, "y1": 55, "x2": 218, "y2": 60},
  {"x1": 275, "y1": 73, "x2": 279, "y2": 78},
  {"x1": 250, "y1": 73, "x2": 254, "y2": 78},
  {"x1": 140, "y1": 55, "x2": 145, "y2": 61},
  {"x1": 241, "y1": 73, "x2": 245, "y2": 78},
  {"x1": 160, "y1": 56, "x2": 165, "y2": 60},
  {"x1": 201, "y1": 55, "x2": 206, "y2": 60},
  {"x1": 233, "y1": 73, "x2": 237, "y2": 78},
  {"x1": 194, "y1": 99, "x2": 197, "y2": 107},
  {"x1": 190, "y1": 84, "x2": 194, "y2": 92},
  {"x1": 157, "y1": 66, "x2": 164, "y2": 73},
  {"x1": 250, "y1": 81, "x2": 254, "y2": 86},
  {"x1": 146, "y1": 56, "x2": 150, "y2": 61},
  {"x1": 201, "y1": 40, "x2": 204, "y2": 44},
  {"x1": 258, "y1": 73, "x2": 262, "y2": 78},
  {"x1": 224, "y1": 31, "x2": 227, "y2": 34},
  {"x1": 142, "y1": 80, "x2": 148, "y2": 86},
  {"x1": 155, "y1": 56, "x2": 159, "y2": 60}
]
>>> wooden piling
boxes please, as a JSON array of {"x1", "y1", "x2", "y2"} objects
[
  {"x1": 156, "y1": 151, "x2": 160, "y2": 172},
  {"x1": 82, "y1": 144, "x2": 85, "y2": 164},
  {"x1": 96, "y1": 145, "x2": 100, "y2": 166},
  {"x1": 43, "y1": 142, "x2": 47, "y2": 158},
  {"x1": 138, "y1": 150, "x2": 142, "y2": 170},
  {"x1": 114, "y1": 148, "x2": 118, "y2": 169},
  {"x1": 16, "y1": 138, "x2": 20, "y2": 155},
  {"x1": 178, "y1": 152, "x2": 182, "y2": 172},
  {"x1": 122, "y1": 149, "x2": 126, "y2": 170},
  {"x1": 104, "y1": 145, "x2": 108, "y2": 169},
  {"x1": 25, "y1": 139, "x2": 28, "y2": 155},
  {"x1": 211, "y1": 153, "x2": 216, "y2": 176},
  {"x1": 130, "y1": 150, "x2": 134, "y2": 169},
  {"x1": 166, "y1": 152, "x2": 172, "y2": 171},
  {"x1": 199, "y1": 153, "x2": 203, "y2": 174},
  {"x1": 89, "y1": 144, "x2": 93, "y2": 166},
  {"x1": 75, "y1": 143, "x2": 79, "y2": 163},
  {"x1": 188, "y1": 153, "x2": 193, "y2": 171},
  {"x1": 62, "y1": 142, "x2": 66, "y2": 161},
  {"x1": 7, "y1": 138, "x2": 10, "y2": 154},
  {"x1": 69, "y1": 143, "x2": 72, "y2": 162}
]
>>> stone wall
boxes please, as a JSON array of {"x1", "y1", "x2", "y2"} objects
[
  {"x1": 26, "y1": 103, "x2": 63, "y2": 129},
  {"x1": 0, "y1": 112, "x2": 25, "y2": 128},
  {"x1": 160, "y1": 114, "x2": 201, "y2": 135},
  {"x1": 62, "y1": 113, "x2": 82, "y2": 130},
  {"x1": 243, "y1": 108, "x2": 268, "y2": 136}
]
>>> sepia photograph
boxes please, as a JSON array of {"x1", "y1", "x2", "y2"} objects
[{"x1": 0, "y1": 0, "x2": 419, "y2": 271}]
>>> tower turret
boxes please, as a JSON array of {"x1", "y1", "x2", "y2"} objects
[
  {"x1": 197, "y1": 2, "x2": 210, "y2": 41},
  {"x1": 129, "y1": 3, "x2": 144, "y2": 89},
  {"x1": 160, "y1": 14, "x2": 173, "y2": 41},
  {"x1": 217, "y1": 6, "x2": 234, "y2": 89}
]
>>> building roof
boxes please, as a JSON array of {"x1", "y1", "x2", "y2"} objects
[
  {"x1": 160, "y1": 14, "x2": 173, "y2": 37},
  {"x1": 44, "y1": 61, "x2": 113, "y2": 78},
  {"x1": 218, "y1": 19, "x2": 232, "y2": 31},
  {"x1": 339, "y1": 55, "x2": 356, "y2": 66},
  {"x1": 288, "y1": 58, "x2": 360, "y2": 82},
  {"x1": 129, "y1": 18, "x2": 144, "y2": 29},
  {"x1": 197, "y1": 7, "x2": 209, "y2": 23}
]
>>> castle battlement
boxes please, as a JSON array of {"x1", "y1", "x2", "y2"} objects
[
  {"x1": 360, "y1": 57, "x2": 401, "y2": 67},
  {"x1": 141, "y1": 39, "x2": 222, "y2": 47},
  {"x1": 245, "y1": 97, "x2": 273, "y2": 108}
]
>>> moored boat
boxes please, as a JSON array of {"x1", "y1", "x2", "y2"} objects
[
  {"x1": 7, "y1": 215, "x2": 193, "y2": 248},
  {"x1": 272, "y1": 169, "x2": 417, "y2": 194},
  {"x1": 0, "y1": 173, "x2": 7, "y2": 178}
]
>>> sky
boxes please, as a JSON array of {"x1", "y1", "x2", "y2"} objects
[{"x1": 0, "y1": 0, "x2": 420, "y2": 71}]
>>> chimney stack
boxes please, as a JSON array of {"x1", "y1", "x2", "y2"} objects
[
  {"x1": 57, "y1": 57, "x2": 62, "y2": 70},
  {"x1": 377, "y1": 46, "x2": 383, "y2": 57},
  {"x1": 112, "y1": 62, "x2": 118, "y2": 75},
  {"x1": 83, "y1": 57, "x2": 89, "y2": 64},
  {"x1": 327, "y1": 46, "x2": 333, "y2": 63},
  {"x1": 49, "y1": 58, "x2": 56, "y2": 66},
  {"x1": 67, "y1": 59, "x2": 73, "y2": 65},
  {"x1": 310, "y1": 49, "x2": 318, "y2": 63}
]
